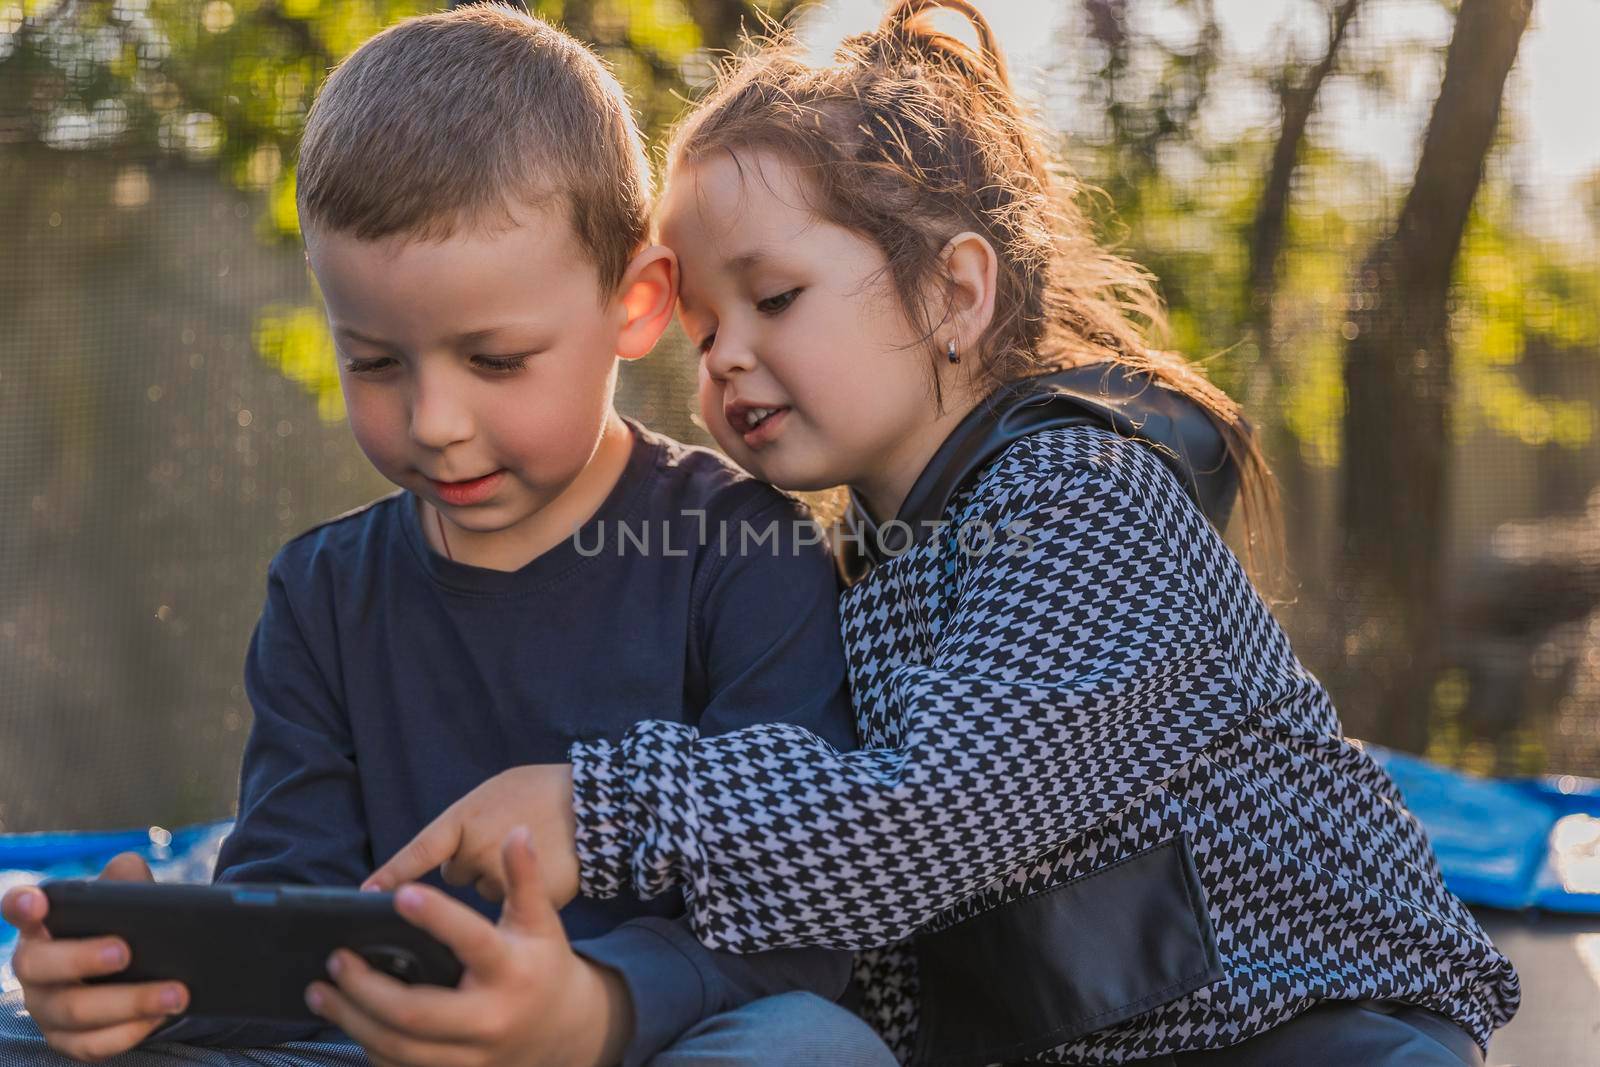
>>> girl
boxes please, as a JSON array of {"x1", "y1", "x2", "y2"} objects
[{"x1": 378, "y1": 1, "x2": 1520, "y2": 1062}]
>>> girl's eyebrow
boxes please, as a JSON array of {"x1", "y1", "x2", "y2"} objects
[
  {"x1": 678, "y1": 249, "x2": 773, "y2": 315},
  {"x1": 727, "y1": 250, "x2": 767, "y2": 270},
  {"x1": 719, "y1": 248, "x2": 775, "y2": 275}
]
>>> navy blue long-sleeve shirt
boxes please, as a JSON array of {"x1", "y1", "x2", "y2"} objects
[{"x1": 151, "y1": 420, "x2": 857, "y2": 1063}]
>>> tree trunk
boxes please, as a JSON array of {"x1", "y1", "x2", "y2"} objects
[
  {"x1": 1247, "y1": 0, "x2": 1362, "y2": 348},
  {"x1": 1338, "y1": 0, "x2": 1534, "y2": 749},
  {"x1": 1244, "y1": 0, "x2": 1362, "y2": 600}
]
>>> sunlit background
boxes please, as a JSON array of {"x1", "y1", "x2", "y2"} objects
[
  {"x1": 2, "y1": 0, "x2": 1599, "y2": 830},
  {"x1": 4, "y1": 1, "x2": 1600, "y2": 1057}
]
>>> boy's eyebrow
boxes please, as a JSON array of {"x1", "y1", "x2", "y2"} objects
[
  {"x1": 336, "y1": 325, "x2": 523, "y2": 347},
  {"x1": 336, "y1": 326, "x2": 394, "y2": 347}
]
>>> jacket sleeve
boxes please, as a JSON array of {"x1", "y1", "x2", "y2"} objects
[
  {"x1": 148, "y1": 557, "x2": 372, "y2": 1048},
  {"x1": 572, "y1": 434, "x2": 1252, "y2": 952},
  {"x1": 568, "y1": 490, "x2": 858, "y2": 1062}
]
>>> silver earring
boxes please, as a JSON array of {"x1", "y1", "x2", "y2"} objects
[{"x1": 946, "y1": 338, "x2": 960, "y2": 364}]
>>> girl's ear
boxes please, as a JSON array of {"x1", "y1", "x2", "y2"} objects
[
  {"x1": 939, "y1": 230, "x2": 999, "y2": 350},
  {"x1": 615, "y1": 244, "x2": 679, "y2": 361}
]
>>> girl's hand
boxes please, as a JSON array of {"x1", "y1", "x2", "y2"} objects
[
  {"x1": 311, "y1": 827, "x2": 630, "y2": 1067},
  {"x1": 0, "y1": 853, "x2": 190, "y2": 1063},
  {"x1": 362, "y1": 765, "x2": 579, "y2": 907}
]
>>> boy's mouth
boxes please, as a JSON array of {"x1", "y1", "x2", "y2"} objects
[{"x1": 429, "y1": 469, "x2": 506, "y2": 507}]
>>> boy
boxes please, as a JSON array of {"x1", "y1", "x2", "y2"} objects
[{"x1": 0, "y1": 7, "x2": 893, "y2": 1065}]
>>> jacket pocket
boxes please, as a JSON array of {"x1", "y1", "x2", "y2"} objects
[{"x1": 911, "y1": 834, "x2": 1222, "y2": 1067}]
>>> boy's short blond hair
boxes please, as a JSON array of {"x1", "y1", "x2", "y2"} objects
[{"x1": 296, "y1": 4, "x2": 650, "y2": 291}]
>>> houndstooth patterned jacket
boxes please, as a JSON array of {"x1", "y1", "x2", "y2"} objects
[{"x1": 570, "y1": 425, "x2": 1519, "y2": 1065}]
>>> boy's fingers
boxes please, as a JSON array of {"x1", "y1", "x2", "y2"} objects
[
  {"x1": 498, "y1": 827, "x2": 563, "y2": 941},
  {"x1": 365, "y1": 816, "x2": 463, "y2": 892},
  {"x1": 45, "y1": 1018, "x2": 166, "y2": 1064},
  {"x1": 1, "y1": 886, "x2": 48, "y2": 935},
  {"x1": 30, "y1": 979, "x2": 186, "y2": 1032},
  {"x1": 306, "y1": 981, "x2": 479, "y2": 1067},
  {"x1": 12, "y1": 935, "x2": 133, "y2": 985},
  {"x1": 317, "y1": 953, "x2": 489, "y2": 1043},
  {"x1": 388, "y1": 883, "x2": 507, "y2": 979}
]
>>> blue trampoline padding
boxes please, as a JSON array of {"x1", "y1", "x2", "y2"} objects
[
  {"x1": 1367, "y1": 746, "x2": 1600, "y2": 914},
  {"x1": 0, "y1": 822, "x2": 230, "y2": 871}
]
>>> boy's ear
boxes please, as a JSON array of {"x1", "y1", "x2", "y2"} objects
[
  {"x1": 939, "y1": 231, "x2": 999, "y2": 350},
  {"x1": 615, "y1": 244, "x2": 678, "y2": 362}
]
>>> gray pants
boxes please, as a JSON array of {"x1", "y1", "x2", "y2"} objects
[
  {"x1": 0, "y1": 991, "x2": 364, "y2": 1067},
  {"x1": 0, "y1": 989, "x2": 895, "y2": 1066},
  {"x1": 1133, "y1": 1000, "x2": 1484, "y2": 1067}
]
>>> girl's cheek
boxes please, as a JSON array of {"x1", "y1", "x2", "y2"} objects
[{"x1": 696, "y1": 370, "x2": 737, "y2": 450}]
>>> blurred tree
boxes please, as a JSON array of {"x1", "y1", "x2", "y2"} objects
[
  {"x1": 0, "y1": 1, "x2": 799, "y2": 235},
  {"x1": 5, "y1": 0, "x2": 1600, "y2": 783},
  {"x1": 1246, "y1": 0, "x2": 1362, "y2": 375},
  {"x1": 1339, "y1": 0, "x2": 1535, "y2": 749},
  {"x1": 1077, "y1": 0, "x2": 1220, "y2": 223},
  {"x1": 0, "y1": 0, "x2": 797, "y2": 423},
  {"x1": 1242, "y1": 0, "x2": 1363, "y2": 595}
]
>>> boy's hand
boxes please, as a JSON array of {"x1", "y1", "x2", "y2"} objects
[
  {"x1": 310, "y1": 827, "x2": 631, "y2": 1067},
  {"x1": 363, "y1": 764, "x2": 579, "y2": 907},
  {"x1": 0, "y1": 853, "x2": 190, "y2": 1063}
]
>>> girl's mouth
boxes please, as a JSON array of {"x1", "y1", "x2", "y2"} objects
[{"x1": 738, "y1": 406, "x2": 789, "y2": 447}]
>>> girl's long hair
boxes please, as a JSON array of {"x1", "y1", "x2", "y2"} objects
[{"x1": 668, "y1": 0, "x2": 1282, "y2": 577}]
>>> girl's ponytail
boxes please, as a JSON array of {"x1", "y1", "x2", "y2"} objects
[{"x1": 874, "y1": 0, "x2": 1011, "y2": 93}]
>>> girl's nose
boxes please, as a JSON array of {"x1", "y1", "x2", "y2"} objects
[
  {"x1": 408, "y1": 369, "x2": 474, "y2": 451},
  {"x1": 701, "y1": 331, "x2": 757, "y2": 381}
]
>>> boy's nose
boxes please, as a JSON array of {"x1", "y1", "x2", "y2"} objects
[{"x1": 408, "y1": 375, "x2": 474, "y2": 451}]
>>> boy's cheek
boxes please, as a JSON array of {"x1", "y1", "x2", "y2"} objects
[{"x1": 343, "y1": 397, "x2": 408, "y2": 480}]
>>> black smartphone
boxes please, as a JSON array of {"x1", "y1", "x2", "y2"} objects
[{"x1": 40, "y1": 880, "x2": 464, "y2": 1020}]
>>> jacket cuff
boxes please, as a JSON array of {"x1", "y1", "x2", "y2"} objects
[
  {"x1": 572, "y1": 919, "x2": 713, "y2": 1067},
  {"x1": 570, "y1": 736, "x2": 636, "y2": 900},
  {"x1": 571, "y1": 721, "x2": 707, "y2": 903}
]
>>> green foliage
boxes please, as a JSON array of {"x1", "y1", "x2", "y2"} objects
[
  {"x1": 254, "y1": 299, "x2": 344, "y2": 422},
  {"x1": 1452, "y1": 187, "x2": 1600, "y2": 449},
  {"x1": 0, "y1": 0, "x2": 732, "y2": 418},
  {"x1": 3, "y1": 0, "x2": 1595, "y2": 454},
  {"x1": 1074, "y1": 130, "x2": 1599, "y2": 470}
]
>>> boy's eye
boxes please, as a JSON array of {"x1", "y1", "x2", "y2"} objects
[
  {"x1": 696, "y1": 331, "x2": 717, "y2": 356},
  {"x1": 755, "y1": 288, "x2": 800, "y2": 315},
  {"x1": 343, "y1": 356, "x2": 395, "y2": 375},
  {"x1": 472, "y1": 354, "x2": 531, "y2": 373}
]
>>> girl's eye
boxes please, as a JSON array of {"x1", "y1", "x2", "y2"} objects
[
  {"x1": 343, "y1": 356, "x2": 395, "y2": 375},
  {"x1": 696, "y1": 331, "x2": 717, "y2": 356},
  {"x1": 756, "y1": 288, "x2": 800, "y2": 315},
  {"x1": 472, "y1": 354, "x2": 530, "y2": 373}
]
